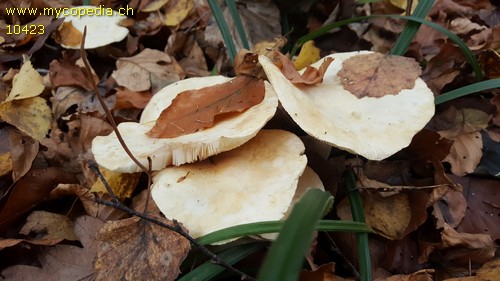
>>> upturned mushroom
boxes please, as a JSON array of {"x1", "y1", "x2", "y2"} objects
[
  {"x1": 151, "y1": 129, "x2": 324, "y2": 242},
  {"x1": 259, "y1": 51, "x2": 435, "y2": 160},
  {"x1": 92, "y1": 76, "x2": 278, "y2": 173}
]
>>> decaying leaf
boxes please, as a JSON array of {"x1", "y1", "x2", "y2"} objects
[
  {"x1": 53, "y1": 21, "x2": 82, "y2": 49},
  {"x1": 374, "y1": 269, "x2": 434, "y2": 281},
  {"x1": 1, "y1": 216, "x2": 103, "y2": 280},
  {"x1": 0, "y1": 97, "x2": 52, "y2": 141},
  {"x1": 6, "y1": 59, "x2": 44, "y2": 102},
  {"x1": 337, "y1": 52, "x2": 422, "y2": 98},
  {"x1": 234, "y1": 49, "x2": 266, "y2": 79},
  {"x1": 49, "y1": 58, "x2": 99, "y2": 91},
  {"x1": 95, "y1": 216, "x2": 190, "y2": 281},
  {"x1": 439, "y1": 130, "x2": 483, "y2": 176},
  {"x1": 114, "y1": 88, "x2": 152, "y2": 109},
  {"x1": 476, "y1": 258, "x2": 500, "y2": 280},
  {"x1": 293, "y1": 40, "x2": 321, "y2": 70},
  {"x1": 112, "y1": 48, "x2": 185, "y2": 92},
  {"x1": 0, "y1": 152, "x2": 12, "y2": 177},
  {"x1": 9, "y1": 130, "x2": 39, "y2": 181},
  {"x1": 90, "y1": 166, "x2": 140, "y2": 200},
  {"x1": 269, "y1": 51, "x2": 333, "y2": 85},
  {"x1": 147, "y1": 75, "x2": 265, "y2": 138},
  {"x1": 164, "y1": 0, "x2": 194, "y2": 27},
  {"x1": 19, "y1": 211, "x2": 78, "y2": 241}
]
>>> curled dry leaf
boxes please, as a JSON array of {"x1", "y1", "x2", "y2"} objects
[
  {"x1": 147, "y1": 75, "x2": 265, "y2": 138},
  {"x1": 269, "y1": 50, "x2": 333, "y2": 85},
  {"x1": 338, "y1": 52, "x2": 422, "y2": 98},
  {"x1": 234, "y1": 49, "x2": 266, "y2": 79},
  {"x1": 95, "y1": 216, "x2": 190, "y2": 281}
]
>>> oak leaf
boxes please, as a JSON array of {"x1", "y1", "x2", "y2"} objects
[
  {"x1": 269, "y1": 51, "x2": 333, "y2": 85},
  {"x1": 147, "y1": 75, "x2": 265, "y2": 138}
]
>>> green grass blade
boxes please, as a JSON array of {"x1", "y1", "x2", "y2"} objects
[
  {"x1": 257, "y1": 189, "x2": 334, "y2": 281},
  {"x1": 179, "y1": 242, "x2": 264, "y2": 281},
  {"x1": 208, "y1": 0, "x2": 237, "y2": 62},
  {"x1": 197, "y1": 220, "x2": 372, "y2": 245},
  {"x1": 290, "y1": 14, "x2": 481, "y2": 80},
  {"x1": 346, "y1": 170, "x2": 371, "y2": 281},
  {"x1": 225, "y1": 0, "x2": 249, "y2": 49},
  {"x1": 390, "y1": 0, "x2": 434, "y2": 56},
  {"x1": 435, "y1": 78, "x2": 500, "y2": 104}
]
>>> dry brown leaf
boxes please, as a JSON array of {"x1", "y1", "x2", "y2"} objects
[
  {"x1": 53, "y1": 21, "x2": 83, "y2": 48},
  {"x1": 6, "y1": 59, "x2": 44, "y2": 102},
  {"x1": 269, "y1": 51, "x2": 333, "y2": 85},
  {"x1": 94, "y1": 215, "x2": 190, "y2": 281},
  {"x1": 146, "y1": 75, "x2": 265, "y2": 138},
  {"x1": 9, "y1": 130, "x2": 38, "y2": 181},
  {"x1": 440, "y1": 131, "x2": 482, "y2": 176},
  {"x1": 1, "y1": 216, "x2": 103, "y2": 280},
  {"x1": 235, "y1": 49, "x2": 266, "y2": 79},
  {"x1": 338, "y1": 52, "x2": 422, "y2": 98},
  {"x1": 19, "y1": 211, "x2": 78, "y2": 241},
  {"x1": 299, "y1": 262, "x2": 352, "y2": 281},
  {"x1": 0, "y1": 97, "x2": 52, "y2": 141},
  {"x1": 479, "y1": 49, "x2": 500, "y2": 79},
  {"x1": 374, "y1": 269, "x2": 434, "y2": 281},
  {"x1": 439, "y1": 223, "x2": 496, "y2": 266},
  {"x1": 90, "y1": 166, "x2": 140, "y2": 200},
  {"x1": 114, "y1": 88, "x2": 152, "y2": 109},
  {"x1": 49, "y1": 58, "x2": 99, "y2": 91},
  {"x1": 112, "y1": 48, "x2": 185, "y2": 92},
  {"x1": 179, "y1": 41, "x2": 210, "y2": 77}
]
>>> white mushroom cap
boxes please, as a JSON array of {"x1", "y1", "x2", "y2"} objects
[
  {"x1": 259, "y1": 51, "x2": 435, "y2": 160},
  {"x1": 58, "y1": 6, "x2": 129, "y2": 49},
  {"x1": 151, "y1": 129, "x2": 308, "y2": 241},
  {"x1": 92, "y1": 76, "x2": 278, "y2": 172}
]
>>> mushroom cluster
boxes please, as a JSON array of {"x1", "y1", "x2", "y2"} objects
[{"x1": 91, "y1": 50, "x2": 434, "y2": 242}]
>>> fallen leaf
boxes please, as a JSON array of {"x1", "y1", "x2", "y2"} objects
[
  {"x1": 53, "y1": 21, "x2": 82, "y2": 48},
  {"x1": 0, "y1": 152, "x2": 12, "y2": 176},
  {"x1": 6, "y1": 59, "x2": 44, "y2": 102},
  {"x1": 90, "y1": 166, "x2": 140, "y2": 200},
  {"x1": 440, "y1": 131, "x2": 482, "y2": 176},
  {"x1": 1, "y1": 216, "x2": 103, "y2": 280},
  {"x1": 112, "y1": 48, "x2": 185, "y2": 92},
  {"x1": 337, "y1": 52, "x2": 422, "y2": 98},
  {"x1": 19, "y1": 211, "x2": 78, "y2": 241},
  {"x1": 374, "y1": 269, "x2": 434, "y2": 281},
  {"x1": 0, "y1": 168, "x2": 78, "y2": 229},
  {"x1": 293, "y1": 40, "x2": 321, "y2": 70},
  {"x1": 234, "y1": 49, "x2": 266, "y2": 78},
  {"x1": 147, "y1": 75, "x2": 265, "y2": 138},
  {"x1": 114, "y1": 88, "x2": 152, "y2": 109},
  {"x1": 476, "y1": 258, "x2": 500, "y2": 280},
  {"x1": 9, "y1": 130, "x2": 39, "y2": 181},
  {"x1": 141, "y1": 0, "x2": 169, "y2": 12},
  {"x1": 49, "y1": 57, "x2": 99, "y2": 91},
  {"x1": 479, "y1": 49, "x2": 500, "y2": 79},
  {"x1": 164, "y1": 0, "x2": 194, "y2": 27},
  {"x1": 269, "y1": 51, "x2": 333, "y2": 85},
  {"x1": 94, "y1": 216, "x2": 190, "y2": 281},
  {"x1": 178, "y1": 41, "x2": 210, "y2": 77},
  {"x1": 299, "y1": 262, "x2": 351, "y2": 281},
  {"x1": 0, "y1": 97, "x2": 52, "y2": 141}
]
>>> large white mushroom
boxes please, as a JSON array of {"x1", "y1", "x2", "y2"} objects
[
  {"x1": 92, "y1": 76, "x2": 278, "y2": 173},
  {"x1": 259, "y1": 51, "x2": 435, "y2": 160},
  {"x1": 151, "y1": 130, "x2": 324, "y2": 242}
]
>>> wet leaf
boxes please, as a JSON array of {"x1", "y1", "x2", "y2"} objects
[
  {"x1": 0, "y1": 97, "x2": 52, "y2": 141},
  {"x1": 19, "y1": 211, "x2": 78, "y2": 241},
  {"x1": 338, "y1": 52, "x2": 422, "y2": 98},
  {"x1": 6, "y1": 59, "x2": 44, "y2": 102},
  {"x1": 146, "y1": 75, "x2": 265, "y2": 138},
  {"x1": 95, "y1": 215, "x2": 190, "y2": 281},
  {"x1": 269, "y1": 51, "x2": 333, "y2": 85}
]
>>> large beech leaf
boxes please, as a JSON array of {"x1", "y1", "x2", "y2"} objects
[{"x1": 146, "y1": 75, "x2": 265, "y2": 138}]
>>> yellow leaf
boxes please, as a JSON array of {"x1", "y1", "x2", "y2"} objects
[
  {"x1": 142, "y1": 0, "x2": 169, "y2": 12},
  {"x1": 91, "y1": 166, "x2": 140, "y2": 200},
  {"x1": 293, "y1": 40, "x2": 320, "y2": 70},
  {"x1": 0, "y1": 97, "x2": 52, "y2": 141},
  {"x1": 6, "y1": 60, "x2": 44, "y2": 102},
  {"x1": 0, "y1": 153, "x2": 12, "y2": 177},
  {"x1": 390, "y1": 0, "x2": 418, "y2": 12},
  {"x1": 164, "y1": 0, "x2": 193, "y2": 27}
]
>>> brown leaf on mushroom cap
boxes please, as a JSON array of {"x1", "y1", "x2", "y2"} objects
[
  {"x1": 147, "y1": 75, "x2": 265, "y2": 138},
  {"x1": 95, "y1": 216, "x2": 190, "y2": 281},
  {"x1": 269, "y1": 51, "x2": 333, "y2": 85},
  {"x1": 338, "y1": 52, "x2": 422, "y2": 98},
  {"x1": 234, "y1": 49, "x2": 266, "y2": 79}
]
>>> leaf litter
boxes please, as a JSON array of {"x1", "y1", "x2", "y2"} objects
[{"x1": 1, "y1": 0, "x2": 499, "y2": 280}]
